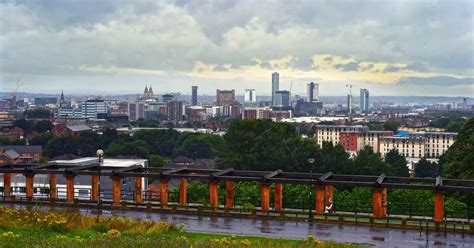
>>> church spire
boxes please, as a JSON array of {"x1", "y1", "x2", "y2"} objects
[
  {"x1": 144, "y1": 86, "x2": 149, "y2": 93},
  {"x1": 60, "y1": 90, "x2": 65, "y2": 107}
]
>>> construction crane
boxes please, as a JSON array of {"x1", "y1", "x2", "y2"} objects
[{"x1": 10, "y1": 79, "x2": 23, "y2": 110}]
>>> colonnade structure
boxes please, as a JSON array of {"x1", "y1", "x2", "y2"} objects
[{"x1": 0, "y1": 162, "x2": 473, "y2": 225}]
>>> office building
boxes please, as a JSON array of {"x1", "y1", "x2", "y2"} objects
[
  {"x1": 307, "y1": 82, "x2": 319, "y2": 102},
  {"x1": 340, "y1": 130, "x2": 394, "y2": 153},
  {"x1": 347, "y1": 94, "x2": 353, "y2": 114},
  {"x1": 167, "y1": 100, "x2": 184, "y2": 122},
  {"x1": 128, "y1": 101, "x2": 145, "y2": 121},
  {"x1": 360, "y1": 89, "x2": 369, "y2": 113},
  {"x1": 34, "y1": 97, "x2": 57, "y2": 106},
  {"x1": 162, "y1": 94, "x2": 174, "y2": 103},
  {"x1": 242, "y1": 107, "x2": 271, "y2": 120},
  {"x1": 244, "y1": 89, "x2": 257, "y2": 102},
  {"x1": 81, "y1": 99, "x2": 108, "y2": 119},
  {"x1": 294, "y1": 99, "x2": 323, "y2": 116},
  {"x1": 216, "y1": 90, "x2": 235, "y2": 106},
  {"x1": 191, "y1": 86, "x2": 198, "y2": 106},
  {"x1": 274, "y1": 90, "x2": 290, "y2": 107},
  {"x1": 272, "y1": 72, "x2": 279, "y2": 105}
]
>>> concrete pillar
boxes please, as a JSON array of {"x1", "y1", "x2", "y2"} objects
[
  {"x1": 25, "y1": 174, "x2": 34, "y2": 201},
  {"x1": 134, "y1": 177, "x2": 142, "y2": 204},
  {"x1": 209, "y1": 181, "x2": 218, "y2": 208},
  {"x1": 91, "y1": 175, "x2": 99, "y2": 201},
  {"x1": 159, "y1": 179, "x2": 169, "y2": 207},
  {"x1": 434, "y1": 191, "x2": 444, "y2": 223},
  {"x1": 179, "y1": 178, "x2": 187, "y2": 206},
  {"x1": 3, "y1": 173, "x2": 11, "y2": 199},
  {"x1": 325, "y1": 184, "x2": 334, "y2": 213},
  {"x1": 274, "y1": 183, "x2": 283, "y2": 211},
  {"x1": 111, "y1": 176, "x2": 121, "y2": 206},
  {"x1": 225, "y1": 181, "x2": 234, "y2": 208},
  {"x1": 66, "y1": 175, "x2": 75, "y2": 204},
  {"x1": 261, "y1": 183, "x2": 270, "y2": 212},
  {"x1": 315, "y1": 186, "x2": 325, "y2": 215},
  {"x1": 49, "y1": 174, "x2": 57, "y2": 200},
  {"x1": 373, "y1": 187, "x2": 387, "y2": 218}
]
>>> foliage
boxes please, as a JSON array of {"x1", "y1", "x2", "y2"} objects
[
  {"x1": 443, "y1": 118, "x2": 474, "y2": 180},
  {"x1": 13, "y1": 119, "x2": 54, "y2": 133},
  {"x1": 383, "y1": 120, "x2": 400, "y2": 132},
  {"x1": 384, "y1": 149, "x2": 409, "y2": 177},
  {"x1": 149, "y1": 154, "x2": 168, "y2": 167},
  {"x1": 131, "y1": 118, "x2": 160, "y2": 128},
  {"x1": 429, "y1": 115, "x2": 466, "y2": 132},
  {"x1": 414, "y1": 157, "x2": 442, "y2": 178},
  {"x1": 351, "y1": 146, "x2": 391, "y2": 175},
  {"x1": 23, "y1": 109, "x2": 52, "y2": 119}
]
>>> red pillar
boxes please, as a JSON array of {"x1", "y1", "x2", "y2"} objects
[
  {"x1": 3, "y1": 173, "x2": 11, "y2": 199},
  {"x1": 49, "y1": 174, "x2": 57, "y2": 200},
  {"x1": 66, "y1": 175, "x2": 75, "y2": 204},
  {"x1": 160, "y1": 179, "x2": 169, "y2": 207},
  {"x1": 25, "y1": 174, "x2": 34, "y2": 201},
  {"x1": 91, "y1": 175, "x2": 99, "y2": 201},
  {"x1": 111, "y1": 176, "x2": 121, "y2": 206},
  {"x1": 274, "y1": 183, "x2": 283, "y2": 211},
  {"x1": 373, "y1": 187, "x2": 387, "y2": 218},
  {"x1": 434, "y1": 191, "x2": 444, "y2": 223},
  {"x1": 325, "y1": 184, "x2": 334, "y2": 213},
  {"x1": 179, "y1": 178, "x2": 187, "y2": 206},
  {"x1": 315, "y1": 186, "x2": 325, "y2": 215},
  {"x1": 135, "y1": 177, "x2": 142, "y2": 204},
  {"x1": 261, "y1": 183, "x2": 270, "y2": 212},
  {"x1": 225, "y1": 181, "x2": 234, "y2": 209},
  {"x1": 209, "y1": 181, "x2": 218, "y2": 208}
]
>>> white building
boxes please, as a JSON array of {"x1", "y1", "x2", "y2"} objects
[
  {"x1": 81, "y1": 99, "x2": 108, "y2": 118},
  {"x1": 244, "y1": 89, "x2": 257, "y2": 102}
]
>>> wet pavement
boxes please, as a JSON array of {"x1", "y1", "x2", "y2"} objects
[{"x1": 5, "y1": 204, "x2": 473, "y2": 247}]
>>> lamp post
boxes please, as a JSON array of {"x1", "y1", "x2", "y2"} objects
[
  {"x1": 308, "y1": 158, "x2": 315, "y2": 221},
  {"x1": 96, "y1": 149, "x2": 104, "y2": 207}
]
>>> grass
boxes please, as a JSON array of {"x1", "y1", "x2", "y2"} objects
[{"x1": 0, "y1": 207, "x2": 364, "y2": 247}]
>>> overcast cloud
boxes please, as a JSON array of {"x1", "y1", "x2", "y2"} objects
[{"x1": 0, "y1": 0, "x2": 473, "y2": 96}]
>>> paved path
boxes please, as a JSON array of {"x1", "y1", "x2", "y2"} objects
[{"x1": 5, "y1": 204, "x2": 473, "y2": 247}]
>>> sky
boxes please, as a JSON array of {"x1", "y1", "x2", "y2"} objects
[{"x1": 0, "y1": 0, "x2": 473, "y2": 96}]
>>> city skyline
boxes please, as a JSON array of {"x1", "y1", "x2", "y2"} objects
[{"x1": 0, "y1": 1, "x2": 473, "y2": 96}]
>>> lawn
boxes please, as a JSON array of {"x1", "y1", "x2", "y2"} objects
[{"x1": 0, "y1": 207, "x2": 364, "y2": 247}]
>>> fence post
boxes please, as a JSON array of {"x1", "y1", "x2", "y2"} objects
[
  {"x1": 66, "y1": 175, "x2": 75, "y2": 204},
  {"x1": 372, "y1": 187, "x2": 387, "y2": 218},
  {"x1": 25, "y1": 173, "x2": 34, "y2": 201},
  {"x1": 160, "y1": 179, "x2": 169, "y2": 207},
  {"x1": 261, "y1": 183, "x2": 270, "y2": 213},
  {"x1": 91, "y1": 175, "x2": 99, "y2": 201},
  {"x1": 179, "y1": 178, "x2": 187, "y2": 206},
  {"x1": 325, "y1": 184, "x2": 333, "y2": 213},
  {"x1": 315, "y1": 185, "x2": 325, "y2": 215},
  {"x1": 111, "y1": 176, "x2": 121, "y2": 206},
  {"x1": 434, "y1": 191, "x2": 444, "y2": 223},
  {"x1": 274, "y1": 183, "x2": 283, "y2": 211},
  {"x1": 49, "y1": 174, "x2": 57, "y2": 201},
  {"x1": 134, "y1": 176, "x2": 142, "y2": 204},
  {"x1": 225, "y1": 181, "x2": 234, "y2": 209},
  {"x1": 209, "y1": 181, "x2": 218, "y2": 209},
  {"x1": 3, "y1": 173, "x2": 11, "y2": 200}
]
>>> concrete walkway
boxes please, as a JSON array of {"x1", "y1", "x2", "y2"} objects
[{"x1": 5, "y1": 204, "x2": 474, "y2": 247}]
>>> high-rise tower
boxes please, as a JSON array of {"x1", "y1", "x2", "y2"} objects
[{"x1": 272, "y1": 72, "x2": 279, "y2": 105}]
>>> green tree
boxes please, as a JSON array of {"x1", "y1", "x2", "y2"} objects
[
  {"x1": 414, "y1": 157, "x2": 441, "y2": 177},
  {"x1": 149, "y1": 154, "x2": 168, "y2": 167},
  {"x1": 443, "y1": 118, "x2": 474, "y2": 179},
  {"x1": 384, "y1": 149, "x2": 409, "y2": 177},
  {"x1": 31, "y1": 120, "x2": 54, "y2": 133},
  {"x1": 383, "y1": 120, "x2": 400, "y2": 133},
  {"x1": 23, "y1": 109, "x2": 52, "y2": 118},
  {"x1": 352, "y1": 146, "x2": 390, "y2": 175},
  {"x1": 174, "y1": 136, "x2": 214, "y2": 159}
]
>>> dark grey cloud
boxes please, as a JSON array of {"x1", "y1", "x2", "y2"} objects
[
  {"x1": 334, "y1": 62, "x2": 360, "y2": 72},
  {"x1": 383, "y1": 65, "x2": 407, "y2": 73}
]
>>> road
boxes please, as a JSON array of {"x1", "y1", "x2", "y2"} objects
[{"x1": 4, "y1": 204, "x2": 473, "y2": 247}]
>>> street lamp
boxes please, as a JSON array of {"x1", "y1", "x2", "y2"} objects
[
  {"x1": 96, "y1": 149, "x2": 104, "y2": 207},
  {"x1": 308, "y1": 158, "x2": 315, "y2": 221}
]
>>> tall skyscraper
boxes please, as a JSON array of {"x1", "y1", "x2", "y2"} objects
[
  {"x1": 191, "y1": 86, "x2": 198, "y2": 106},
  {"x1": 216, "y1": 89, "x2": 235, "y2": 106},
  {"x1": 167, "y1": 100, "x2": 184, "y2": 122},
  {"x1": 306, "y1": 82, "x2": 319, "y2": 102},
  {"x1": 128, "y1": 101, "x2": 145, "y2": 121},
  {"x1": 244, "y1": 89, "x2": 257, "y2": 102},
  {"x1": 347, "y1": 94, "x2": 353, "y2": 114},
  {"x1": 272, "y1": 72, "x2": 279, "y2": 105},
  {"x1": 360, "y1": 88, "x2": 369, "y2": 113},
  {"x1": 274, "y1": 90, "x2": 290, "y2": 107}
]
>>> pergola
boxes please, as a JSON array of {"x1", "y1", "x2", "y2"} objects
[{"x1": 1, "y1": 161, "x2": 473, "y2": 223}]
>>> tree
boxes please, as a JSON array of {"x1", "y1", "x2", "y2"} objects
[
  {"x1": 384, "y1": 149, "x2": 409, "y2": 177},
  {"x1": 174, "y1": 136, "x2": 214, "y2": 159},
  {"x1": 32, "y1": 120, "x2": 54, "y2": 133},
  {"x1": 383, "y1": 120, "x2": 400, "y2": 133},
  {"x1": 149, "y1": 155, "x2": 168, "y2": 167},
  {"x1": 24, "y1": 109, "x2": 52, "y2": 119},
  {"x1": 443, "y1": 118, "x2": 474, "y2": 180},
  {"x1": 414, "y1": 157, "x2": 441, "y2": 178},
  {"x1": 352, "y1": 146, "x2": 391, "y2": 175},
  {"x1": 30, "y1": 134, "x2": 54, "y2": 147}
]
